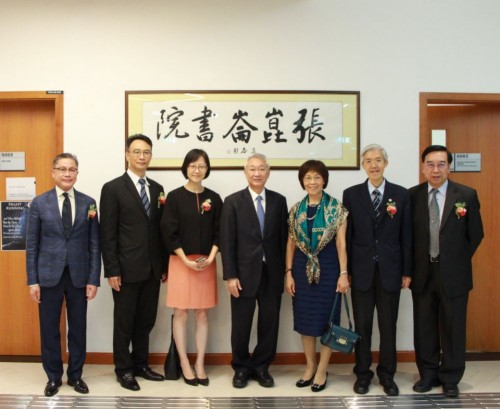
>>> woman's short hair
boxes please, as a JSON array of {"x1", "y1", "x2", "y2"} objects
[
  {"x1": 181, "y1": 149, "x2": 211, "y2": 179},
  {"x1": 298, "y1": 160, "x2": 329, "y2": 189}
]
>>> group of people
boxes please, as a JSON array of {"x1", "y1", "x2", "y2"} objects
[{"x1": 26, "y1": 135, "x2": 483, "y2": 399}]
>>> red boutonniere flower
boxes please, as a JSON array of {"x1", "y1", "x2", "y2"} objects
[
  {"x1": 158, "y1": 192, "x2": 166, "y2": 208},
  {"x1": 201, "y1": 198, "x2": 212, "y2": 214},
  {"x1": 386, "y1": 199, "x2": 397, "y2": 218},
  {"x1": 87, "y1": 204, "x2": 97, "y2": 220},
  {"x1": 455, "y1": 202, "x2": 467, "y2": 219}
]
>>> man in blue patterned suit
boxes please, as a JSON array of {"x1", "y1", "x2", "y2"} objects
[{"x1": 26, "y1": 153, "x2": 101, "y2": 397}]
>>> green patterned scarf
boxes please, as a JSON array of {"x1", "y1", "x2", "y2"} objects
[{"x1": 288, "y1": 192, "x2": 348, "y2": 284}]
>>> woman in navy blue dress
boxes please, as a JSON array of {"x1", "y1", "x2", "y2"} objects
[{"x1": 285, "y1": 160, "x2": 349, "y2": 392}]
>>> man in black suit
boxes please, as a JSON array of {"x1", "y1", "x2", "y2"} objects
[
  {"x1": 220, "y1": 153, "x2": 288, "y2": 389},
  {"x1": 410, "y1": 145, "x2": 483, "y2": 398},
  {"x1": 100, "y1": 134, "x2": 167, "y2": 391},
  {"x1": 26, "y1": 153, "x2": 101, "y2": 396},
  {"x1": 343, "y1": 144, "x2": 412, "y2": 396}
]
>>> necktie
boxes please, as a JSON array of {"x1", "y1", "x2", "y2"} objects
[
  {"x1": 256, "y1": 195, "x2": 265, "y2": 235},
  {"x1": 139, "y1": 178, "x2": 150, "y2": 217},
  {"x1": 372, "y1": 189, "x2": 381, "y2": 218},
  {"x1": 429, "y1": 188, "x2": 440, "y2": 257},
  {"x1": 62, "y1": 192, "x2": 72, "y2": 236}
]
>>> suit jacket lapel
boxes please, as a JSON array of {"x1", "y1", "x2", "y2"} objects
[
  {"x1": 73, "y1": 190, "x2": 87, "y2": 229},
  {"x1": 47, "y1": 188, "x2": 66, "y2": 236},
  {"x1": 243, "y1": 188, "x2": 262, "y2": 237},
  {"x1": 359, "y1": 180, "x2": 377, "y2": 221},
  {"x1": 441, "y1": 181, "x2": 459, "y2": 231},
  {"x1": 123, "y1": 173, "x2": 149, "y2": 219}
]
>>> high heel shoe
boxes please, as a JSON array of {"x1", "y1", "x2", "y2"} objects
[
  {"x1": 181, "y1": 368, "x2": 198, "y2": 386},
  {"x1": 296, "y1": 372, "x2": 316, "y2": 388},
  {"x1": 197, "y1": 377, "x2": 209, "y2": 386},
  {"x1": 311, "y1": 372, "x2": 328, "y2": 392}
]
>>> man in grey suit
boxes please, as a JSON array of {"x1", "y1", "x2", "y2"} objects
[
  {"x1": 100, "y1": 134, "x2": 167, "y2": 391},
  {"x1": 342, "y1": 144, "x2": 412, "y2": 396},
  {"x1": 410, "y1": 145, "x2": 484, "y2": 397},
  {"x1": 220, "y1": 153, "x2": 288, "y2": 389},
  {"x1": 26, "y1": 153, "x2": 101, "y2": 397}
]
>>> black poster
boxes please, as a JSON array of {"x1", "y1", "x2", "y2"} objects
[{"x1": 1, "y1": 202, "x2": 30, "y2": 251}]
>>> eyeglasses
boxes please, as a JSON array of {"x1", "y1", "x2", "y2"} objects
[
  {"x1": 53, "y1": 167, "x2": 78, "y2": 175},
  {"x1": 425, "y1": 162, "x2": 448, "y2": 170},
  {"x1": 363, "y1": 158, "x2": 385, "y2": 166},
  {"x1": 130, "y1": 149, "x2": 152, "y2": 158},
  {"x1": 188, "y1": 164, "x2": 208, "y2": 172}
]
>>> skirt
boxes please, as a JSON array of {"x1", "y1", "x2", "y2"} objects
[{"x1": 166, "y1": 254, "x2": 218, "y2": 309}]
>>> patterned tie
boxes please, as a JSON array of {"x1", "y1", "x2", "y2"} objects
[
  {"x1": 256, "y1": 195, "x2": 265, "y2": 236},
  {"x1": 139, "y1": 178, "x2": 151, "y2": 217},
  {"x1": 429, "y1": 188, "x2": 440, "y2": 257},
  {"x1": 62, "y1": 192, "x2": 72, "y2": 236},
  {"x1": 372, "y1": 189, "x2": 381, "y2": 218}
]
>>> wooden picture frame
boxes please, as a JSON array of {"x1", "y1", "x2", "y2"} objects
[{"x1": 126, "y1": 90, "x2": 360, "y2": 170}]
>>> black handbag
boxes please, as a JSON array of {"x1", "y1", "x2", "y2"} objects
[
  {"x1": 164, "y1": 314, "x2": 181, "y2": 380},
  {"x1": 320, "y1": 292, "x2": 360, "y2": 354}
]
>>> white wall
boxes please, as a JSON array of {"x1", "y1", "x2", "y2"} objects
[{"x1": 1, "y1": 0, "x2": 499, "y2": 354}]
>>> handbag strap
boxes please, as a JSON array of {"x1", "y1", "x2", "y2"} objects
[{"x1": 328, "y1": 292, "x2": 354, "y2": 331}]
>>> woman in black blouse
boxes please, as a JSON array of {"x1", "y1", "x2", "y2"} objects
[{"x1": 161, "y1": 149, "x2": 223, "y2": 386}]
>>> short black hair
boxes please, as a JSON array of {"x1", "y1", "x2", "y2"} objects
[
  {"x1": 181, "y1": 149, "x2": 211, "y2": 179},
  {"x1": 298, "y1": 160, "x2": 329, "y2": 189},
  {"x1": 53, "y1": 153, "x2": 79, "y2": 168},
  {"x1": 421, "y1": 145, "x2": 453, "y2": 164},
  {"x1": 126, "y1": 134, "x2": 153, "y2": 149}
]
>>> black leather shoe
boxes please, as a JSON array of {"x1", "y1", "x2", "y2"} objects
[
  {"x1": 44, "y1": 380, "x2": 62, "y2": 397},
  {"x1": 413, "y1": 378, "x2": 441, "y2": 393},
  {"x1": 197, "y1": 377, "x2": 209, "y2": 386},
  {"x1": 68, "y1": 378, "x2": 89, "y2": 394},
  {"x1": 181, "y1": 369, "x2": 198, "y2": 386},
  {"x1": 353, "y1": 379, "x2": 370, "y2": 394},
  {"x1": 134, "y1": 367, "x2": 164, "y2": 381},
  {"x1": 116, "y1": 373, "x2": 140, "y2": 391},
  {"x1": 443, "y1": 384, "x2": 459, "y2": 398},
  {"x1": 252, "y1": 369, "x2": 274, "y2": 387},
  {"x1": 296, "y1": 372, "x2": 315, "y2": 388},
  {"x1": 232, "y1": 371, "x2": 249, "y2": 388},
  {"x1": 311, "y1": 372, "x2": 328, "y2": 392},
  {"x1": 380, "y1": 379, "x2": 399, "y2": 396}
]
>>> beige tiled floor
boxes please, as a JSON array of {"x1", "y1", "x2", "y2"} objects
[{"x1": 0, "y1": 361, "x2": 499, "y2": 397}]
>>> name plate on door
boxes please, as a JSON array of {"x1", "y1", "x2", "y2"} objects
[
  {"x1": 0, "y1": 152, "x2": 26, "y2": 171},
  {"x1": 452, "y1": 153, "x2": 481, "y2": 172}
]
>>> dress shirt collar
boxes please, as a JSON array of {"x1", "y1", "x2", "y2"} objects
[
  {"x1": 368, "y1": 178, "x2": 386, "y2": 197},
  {"x1": 427, "y1": 180, "x2": 448, "y2": 196},
  {"x1": 55, "y1": 186, "x2": 75, "y2": 198},
  {"x1": 248, "y1": 186, "x2": 266, "y2": 202},
  {"x1": 127, "y1": 169, "x2": 149, "y2": 186}
]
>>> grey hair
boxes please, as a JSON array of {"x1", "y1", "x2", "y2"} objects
[
  {"x1": 53, "y1": 152, "x2": 79, "y2": 168},
  {"x1": 361, "y1": 144, "x2": 388, "y2": 162},
  {"x1": 245, "y1": 153, "x2": 270, "y2": 169}
]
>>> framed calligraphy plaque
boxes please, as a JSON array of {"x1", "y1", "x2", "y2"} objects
[{"x1": 125, "y1": 90, "x2": 360, "y2": 170}]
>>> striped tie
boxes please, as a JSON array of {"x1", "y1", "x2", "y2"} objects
[
  {"x1": 372, "y1": 189, "x2": 381, "y2": 218},
  {"x1": 429, "y1": 188, "x2": 440, "y2": 257},
  {"x1": 139, "y1": 178, "x2": 150, "y2": 217}
]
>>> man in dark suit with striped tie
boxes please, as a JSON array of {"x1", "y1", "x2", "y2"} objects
[
  {"x1": 342, "y1": 144, "x2": 412, "y2": 396},
  {"x1": 100, "y1": 134, "x2": 167, "y2": 391},
  {"x1": 26, "y1": 153, "x2": 101, "y2": 396}
]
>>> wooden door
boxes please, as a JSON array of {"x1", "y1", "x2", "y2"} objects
[
  {"x1": 420, "y1": 92, "x2": 500, "y2": 352},
  {"x1": 0, "y1": 91, "x2": 63, "y2": 356}
]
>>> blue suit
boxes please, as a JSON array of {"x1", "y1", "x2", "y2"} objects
[{"x1": 26, "y1": 188, "x2": 100, "y2": 382}]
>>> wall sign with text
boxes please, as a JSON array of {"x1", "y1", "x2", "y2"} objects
[{"x1": 126, "y1": 90, "x2": 360, "y2": 170}]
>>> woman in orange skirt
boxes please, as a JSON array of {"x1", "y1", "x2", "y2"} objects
[{"x1": 161, "y1": 149, "x2": 223, "y2": 386}]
